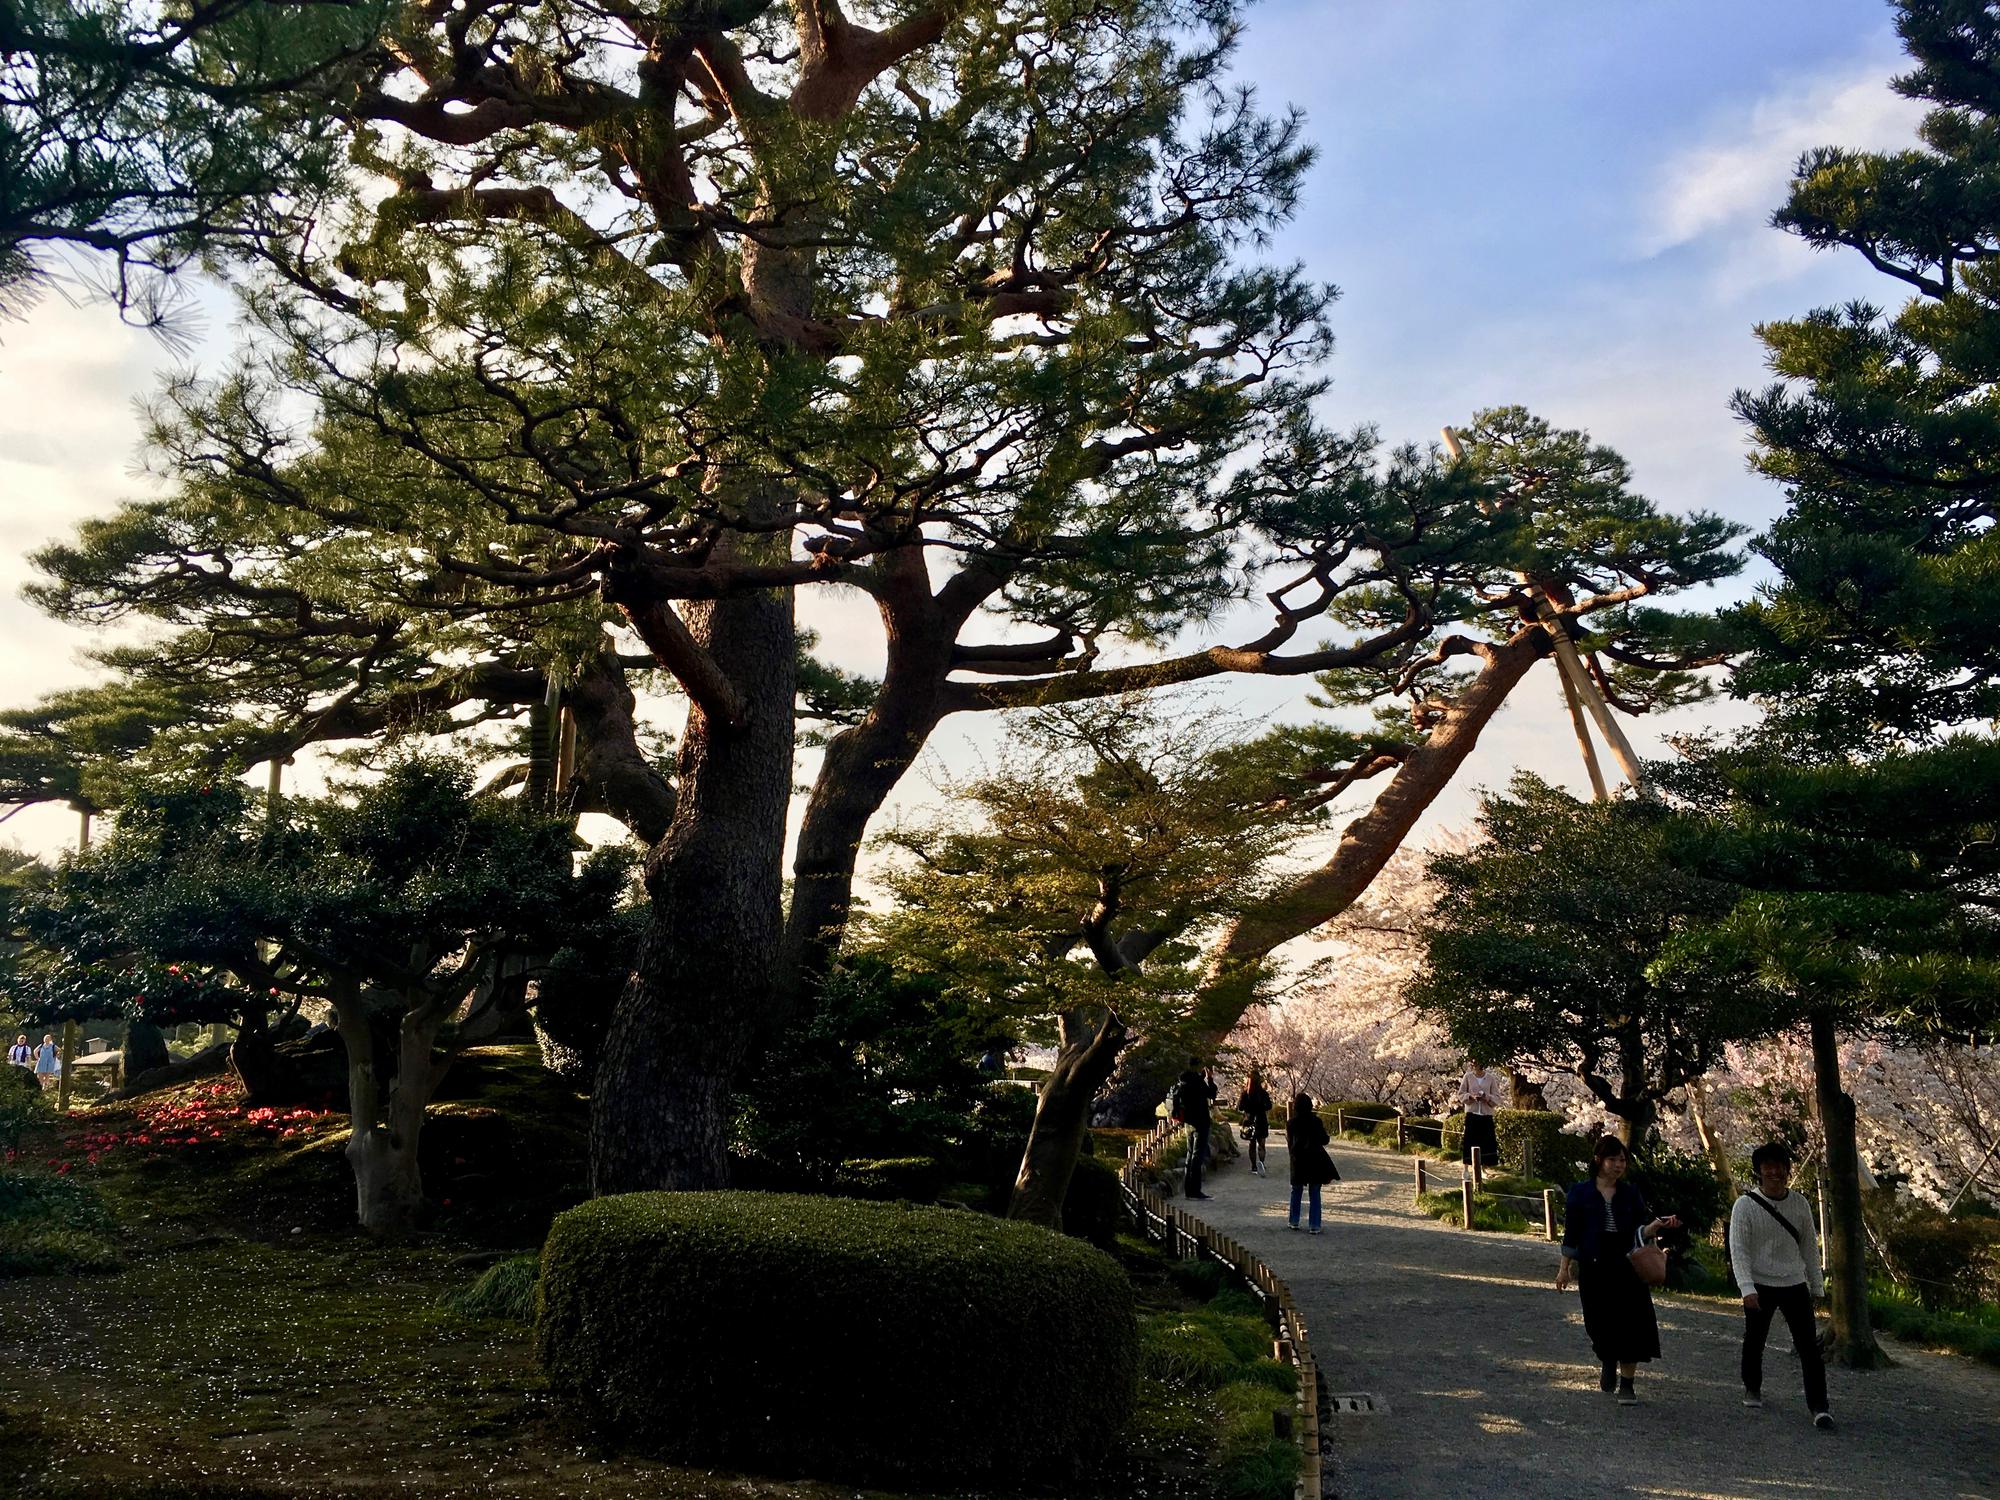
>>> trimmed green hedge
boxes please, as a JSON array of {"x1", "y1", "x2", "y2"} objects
[
  {"x1": 537, "y1": 1191, "x2": 1137, "y2": 1484},
  {"x1": 832, "y1": 1155, "x2": 948, "y2": 1202}
]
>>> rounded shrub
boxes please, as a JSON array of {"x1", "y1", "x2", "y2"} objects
[
  {"x1": 1488, "y1": 1112, "x2": 1576, "y2": 1184},
  {"x1": 537, "y1": 1191, "x2": 1137, "y2": 1484},
  {"x1": 832, "y1": 1155, "x2": 947, "y2": 1202}
]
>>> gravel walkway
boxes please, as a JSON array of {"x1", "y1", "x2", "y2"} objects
[{"x1": 1186, "y1": 1139, "x2": 1999, "y2": 1500}]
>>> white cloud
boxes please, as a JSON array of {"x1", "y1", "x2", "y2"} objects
[{"x1": 1642, "y1": 48, "x2": 1925, "y2": 292}]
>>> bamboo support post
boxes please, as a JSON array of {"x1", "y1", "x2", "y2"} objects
[{"x1": 56, "y1": 1019, "x2": 77, "y2": 1112}]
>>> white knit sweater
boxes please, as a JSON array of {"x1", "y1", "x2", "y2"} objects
[{"x1": 1728, "y1": 1190, "x2": 1824, "y2": 1297}]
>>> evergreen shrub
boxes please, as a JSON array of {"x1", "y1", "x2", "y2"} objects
[
  {"x1": 831, "y1": 1155, "x2": 947, "y2": 1202},
  {"x1": 537, "y1": 1191, "x2": 1137, "y2": 1483},
  {"x1": 1493, "y1": 1110, "x2": 1585, "y2": 1179},
  {"x1": 1875, "y1": 1200, "x2": 2000, "y2": 1312},
  {"x1": 1628, "y1": 1145, "x2": 1731, "y2": 1242},
  {"x1": 1320, "y1": 1100, "x2": 1397, "y2": 1132}
]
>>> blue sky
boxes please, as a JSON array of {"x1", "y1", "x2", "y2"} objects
[{"x1": 0, "y1": 0, "x2": 1929, "y2": 863}]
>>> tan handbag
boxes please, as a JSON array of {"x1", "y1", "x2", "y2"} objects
[{"x1": 1628, "y1": 1228, "x2": 1668, "y2": 1287}]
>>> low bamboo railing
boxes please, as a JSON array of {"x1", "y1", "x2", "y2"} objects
[{"x1": 1122, "y1": 1120, "x2": 1323, "y2": 1500}]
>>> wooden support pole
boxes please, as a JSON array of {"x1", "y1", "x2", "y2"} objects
[
  {"x1": 1396, "y1": 1112, "x2": 1407, "y2": 1149},
  {"x1": 1461, "y1": 1175, "x2": 1475, "y2": 1229},
  {"x1": 1471, "y1": 1144, "x2": 1484, "y2": 1189},
  {"x1": 75, "y1": 806, "x2": 92, "y2": 851},
  {"x1": 1544, "y1": 1188, "x2": 1558, "y2": 1242},
  {"x1": 1415, "y1": 1157, "x2": 1427, "y2": 1198},
  {"x1": 1555, "y1": 652, "x2": 1610, "y2": 800},
  {"x1": 55, "y1": 1019, "x2": 77, "y2": 1112}
]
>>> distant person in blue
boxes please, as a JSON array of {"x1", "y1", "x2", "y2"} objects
[
  {"x1": 6, "y1": 1035, "x2": 29, "y2": 1067},
  {"x1": 1554, "y1": 1135, "x2": 1679, "y2": 1405},
  {"x1": 33, "y1": 1034, "x2": 60, "y2": 1082}
]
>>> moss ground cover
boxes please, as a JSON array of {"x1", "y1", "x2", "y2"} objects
[{"x1": 0, "y1": 1046, "x2": 1278, "y2": 1498}]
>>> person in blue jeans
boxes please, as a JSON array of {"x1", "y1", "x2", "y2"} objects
[{"x1": 1286, "y1": 1092, "x2": 1338, "y2": 1233}]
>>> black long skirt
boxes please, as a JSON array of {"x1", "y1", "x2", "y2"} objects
[{"x1": 1577, "y1": 1252, "x2": 1660, "y2": 1364}]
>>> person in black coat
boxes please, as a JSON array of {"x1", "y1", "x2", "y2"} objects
[
  {"x1": 1554, "y1": 1135, "x2": 1679, "y2": 1405},
  {"x1": 1173, "y1": 1057, "x2": 1218, "y2": 1200},
  {"x1": 1285, "y1": 1091, "x2": 1339, "y2": 1234},
  {"x1": 1237, "y1": 1069, "x2": 1274, "y2": 1177}
]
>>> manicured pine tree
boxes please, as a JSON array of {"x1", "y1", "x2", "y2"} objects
[{"x1": 1685, "y1": 0, "x2": 2000, "y2": 1366}]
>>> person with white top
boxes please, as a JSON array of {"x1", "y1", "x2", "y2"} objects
[
  {"x1": 6, "y1": 1035, "x2": 29, "y2": 1067},
  {"x1": 1456, "y1": 1057, "x2": 1502, "y2": 1167},
  {"x1": 1729, "y1": 1141, "x2": 1831, "y2": 1428}
]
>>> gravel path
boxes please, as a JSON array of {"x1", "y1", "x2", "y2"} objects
[{"x1": 1186, "y1": 1139, "x2": 1999, "y2": 1500}]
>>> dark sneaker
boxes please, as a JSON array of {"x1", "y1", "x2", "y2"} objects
[
  {"x1": 1741, "y1": 1390, "x2": 1763, "y2": 1408},
  {"x1": 1288, "y1": 1221, "x2": 1300, "y2": 1231},
  {"x1": 1186, "y1": 1192, "x2": 1212, "y2": 1200},
  {"x1": 1616, "y1": 1379, "x2": 1638, "y2": 1406},
  {"x1": 1813, "y1": 1411, "x2": 1834, "y2": 1430},
  {"x1": 1600, "y1": 1363, "x2": 1618, "y2": 1394}
]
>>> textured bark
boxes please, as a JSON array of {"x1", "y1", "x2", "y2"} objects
[
  {"x1": 590, "y1": 569, "x2": 796, "y2": 1193},
  {"x1": 1008, "y1": 1009, "x2": 1127, "y2": 1230},
  {"x1": 335, "y1": 974, "x2": 457, "y2": 1235},
  {"x1": 566, "y1": 655, "x2": 676, "y2": 844},
  {"x1": 119, "y1": 1019, "x2": 170, "y2": 1084},
  {"x1": 1098, "y1": 626, "x2": 1551, "y2": 1124},
  {"x1": 1809, "y1": 1010, "x2": 1890, "y2": 1368},
  {"x1": 782, "y1": 551, "x2": 962, "y2": 996}
]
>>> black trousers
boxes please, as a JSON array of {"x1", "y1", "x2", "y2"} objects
[
  {"x1": 1743, "y1": 1281, "x2": 1828, "y2": 1413},
  {"x1": 1460, "y1": 1111, "x2": 1498, "y2": 1166},
  {"x1": 1182, "y1": 1122, "x2": 1210, "y2": 1195}
]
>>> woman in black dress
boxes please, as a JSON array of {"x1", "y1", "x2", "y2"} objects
[{"x1": 1554, "y1": 1135, "x2": 1679, "y2": 1405}]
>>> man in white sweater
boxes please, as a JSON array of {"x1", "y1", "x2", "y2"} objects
[{"x1": 1729, "y1": 1141, "x2": 1831, "y2": 1427}]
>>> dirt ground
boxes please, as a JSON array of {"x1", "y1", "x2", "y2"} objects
[{"x1": 1187, "y1": 1139, "x2": 2000, "y2": 1500}]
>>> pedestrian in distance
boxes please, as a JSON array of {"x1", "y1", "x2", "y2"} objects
[
  {"x1": 1285, "y1": 1091, "x2": 1339, "y2": 1234},
  {"x1": 1730, "y1": 1141, "x2": 1832, "y2": 1429},
  {"x1": 1171, "y1": 1055, "x2": 1218, "y2": 1200},
  {"x1": 1456, "y1": 1055, "x2": 1502, "y2": 1168},
  {"x1": 6, "y1": 1034, "x2": 29, "y2": 1067},
  {"x1": 33, "y1": 1034, "x2": 60, "y2": 1081},
  {"x1": 1554, "y1": 1135, "x2": 1680, "y2": 1405},
  {"x1": 1238, "y1": 1068, "x2": 1274, "y2": 1177}
]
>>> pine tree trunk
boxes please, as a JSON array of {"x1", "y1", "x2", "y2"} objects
[
  {"x1": 1097, "y1": 626, "x2": 1550, "y2": 1125},
  {"x1": 782, "y1": 558, "x2": 954, "y2": 998},
  {"x1": 1009, "y1": 1011, "x2": 1126, "y2": 1230},
  {"x1": 1808, "y1": 1010, "x2": 1889, "y2": 1368},
  {"x1": 590, "y1": 575, "x2": 796, "y2": 1194},
  {"x1": 334, "y1": 977, "x2": 455, "y2": 1234}
]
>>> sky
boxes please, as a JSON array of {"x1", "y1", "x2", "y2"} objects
[{"x1": 0, "y1": 0, "x2": 1929, "y2": 870}]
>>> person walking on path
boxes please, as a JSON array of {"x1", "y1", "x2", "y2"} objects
[
  {"x1": 1554, "y1": 1135, "x2": 1680, "y2": 1405},
  {"x1": 1731, "y1": 1141, "x2": 1832, "y2": 1429},
  {"x1": 1237, "y1": 1069, "x2": 1273, "y2": 1177},
  {"x1": 6, "y1": 1035, "x2": 29, "y2": 1067},
  {"x1": 1173, "y1": 1056, "x2": 1218, "y2": 1200},
  {"x1": 1286, "y1": 1091, "x2": 1339, "y2": 1233},
  {"x1": 1457, "y1": 1056, "x2": 1502, "y2": 1168},
  {"x1": 32, "y1": 1035, "x2": 60, "y2": 1084}
]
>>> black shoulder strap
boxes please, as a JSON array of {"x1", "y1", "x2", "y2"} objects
[{"x1": 1743, "y1": 1192, "x2": 1803, "y2": 1247}]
